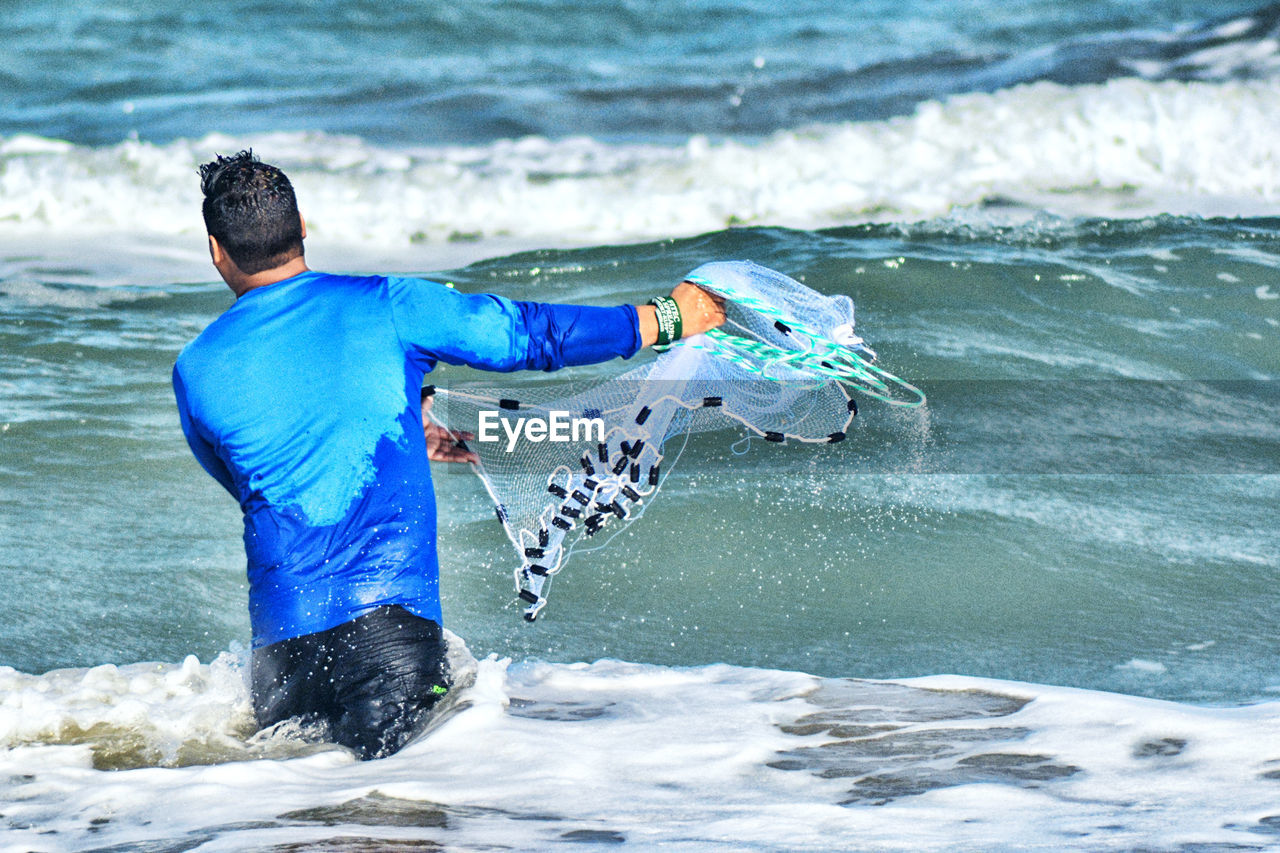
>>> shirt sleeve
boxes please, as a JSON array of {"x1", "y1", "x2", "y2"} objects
[
  {"x1": 385, "y1": 276, "x2": 642, "y2": 372},
  {"x1": 172, "y1": 363, "x2": 238, "y2": 497}
]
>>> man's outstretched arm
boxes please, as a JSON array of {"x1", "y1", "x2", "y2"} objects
[
  {"x1": 636, "y1": 280, "x2": 726, "y2": 347},
  {"x1": 404, "y1": 277, "x2": 725, "y2": 464},
  {"x1": 387, "y1": 276, "x2": 725, "y2": 374}
]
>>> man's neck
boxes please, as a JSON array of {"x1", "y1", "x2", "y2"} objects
[{"x1": 228, "y1": 256, "x2": 311, "y2": 299}]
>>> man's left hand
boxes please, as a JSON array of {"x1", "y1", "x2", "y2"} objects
[{"x1": 422, "y1": 395, "x2": 479, "y2": 464}]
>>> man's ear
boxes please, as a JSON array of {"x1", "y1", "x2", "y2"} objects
[
  {"x1": 208, "y1": 234, "x2": 225, "y2": 265},
  {"x1": 299, "y1": 213, "x2": 307, "y2": 240}
]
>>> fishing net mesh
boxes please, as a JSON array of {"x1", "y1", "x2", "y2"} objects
[{"x1": 430, "y1": 261, "x2": 922, "y2": 619}]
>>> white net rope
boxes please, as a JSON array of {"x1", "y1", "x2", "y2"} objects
[{"x1": 430, "y1": 260, "x2": 924, "y2": 620}]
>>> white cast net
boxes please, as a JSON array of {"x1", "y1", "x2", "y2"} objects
[{"x1": 430, "y1": 260, "x2": 924, "y2": 620}]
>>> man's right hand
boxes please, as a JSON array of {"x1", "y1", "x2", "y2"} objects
[
  {"x1": 670, "y1": 279, "x2": 727, "y2": 338},
  {"x1": 638, "y1": 280, "x2": 727, "y2": 348}
]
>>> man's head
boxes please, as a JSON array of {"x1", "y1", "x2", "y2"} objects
[{"x1": 199, "y1": 150, "x2": 304, "y2": 276}]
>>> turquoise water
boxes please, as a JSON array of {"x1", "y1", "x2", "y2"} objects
[{"x1": 4, "y1": 220, "x2": 1276, "y2": 704}]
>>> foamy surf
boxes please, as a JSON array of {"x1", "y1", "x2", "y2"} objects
[
  {"x1": 1, "y1": 650, "x2": 1278, "y2": 851},
  {"x1": 3, "y1": 75, "x2": 1280, "y2": 264}
]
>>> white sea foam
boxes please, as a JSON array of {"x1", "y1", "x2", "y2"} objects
[
  {"x1": 2, "y1": 76, "x2": 1279, "y2": 270},
  {"x1": 1118, "y1": 658, "x2": 1170, "y2": 674},
  {"x1": 1, "y1": 652, "x2": 1278, "y2": 851}
]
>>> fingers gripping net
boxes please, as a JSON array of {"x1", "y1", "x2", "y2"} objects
[{"x1": 431, "y1": 261, "x2": 923, "y2": 621}]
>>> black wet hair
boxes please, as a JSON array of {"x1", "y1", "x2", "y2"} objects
[{"x1": 199, "y1": 150, "x2": 303, "y2": 275}]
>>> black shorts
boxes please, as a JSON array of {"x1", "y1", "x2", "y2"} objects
[{"x1": 251, "y1": 604, "x2": 451, "y2": 760}]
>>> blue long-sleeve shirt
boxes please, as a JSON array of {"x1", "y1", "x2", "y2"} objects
[{"x1": 173, "y1": 271, "x2": 641, "y2": 647}]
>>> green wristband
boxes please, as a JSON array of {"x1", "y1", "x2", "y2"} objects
[{"x1": 648, "y1": 296, "x2": 683, "y2": 350}]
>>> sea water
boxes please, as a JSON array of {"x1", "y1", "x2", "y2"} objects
[{"x1": 1, "y1": 0, "x2": 1279, "y2": 849}]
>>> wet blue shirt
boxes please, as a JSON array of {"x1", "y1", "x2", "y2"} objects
[{"x1": 173, "y1": 271, "x2": 640, "y2": 647}]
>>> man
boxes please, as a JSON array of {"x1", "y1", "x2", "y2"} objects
[{"x1": 173, "y1": 150, "x2": 724, "y2": 759}]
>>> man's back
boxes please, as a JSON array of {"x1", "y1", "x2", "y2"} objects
[{"x1": 174, "y1": 271, "x2": 441, "y2": 647}]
